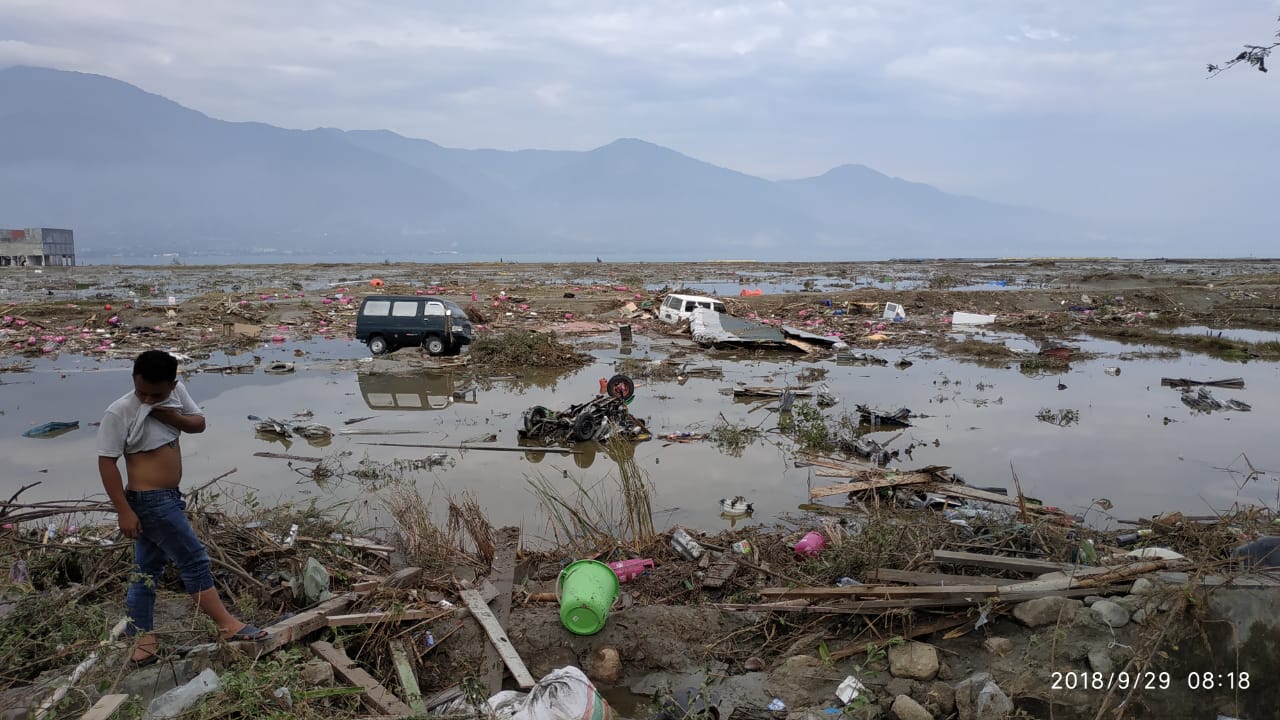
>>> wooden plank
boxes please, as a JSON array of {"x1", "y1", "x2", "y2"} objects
[
  {"x1": 310, "y1": 641, "x2": 415, "y2": 717},
  {"x1": 810, "y1": 473, "x2": 932, "y2": 497},
  {"x1": 461, "y1": 589, "x2": 535, "y2": 690},
  {"x1": 480, "y1": 528, "x2": 520, "y2": 695},
  {"x1": 703, "y1": 554, "x2": 739, "y2": 589},
  {"x1": 931, "y1": 549, "x2": 1073, "y2": 575},
  {"x1": 78, "y1": 694, "x2": 129, "y2": 720},
  {"x1": 924, "y1": 483, "x2": 1045, "y2": 510},
  {"x1": 381, "y1": 567, "x2": 423, "y2": 589},
  {"x1": 253, "y1": 451, "x2": 323, "y2": 463},
  {"x1": 389, "y1": 639, "x2": 426, "y2": 715},
  {"x1": 234, "y1": 593, "x2": 354, "y2": 654},
  {"x1": 718, "y1": 586, "x2": 1119, "y2": 614},
  {"x1": 326, "y1": 608, "x2": 447, "y2": 627},
  {"x1": 760, "y1": 585, "x2": 1008, "y2": 599},
  {"x1": 869, "y1": 568, "x2": 1021, "y2": 587}
]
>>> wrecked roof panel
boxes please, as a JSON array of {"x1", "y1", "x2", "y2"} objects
[{"x1": 691, "y1": 307, "x2": 787, "y2": 346}]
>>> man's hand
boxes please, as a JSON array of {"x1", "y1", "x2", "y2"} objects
[
  {"x1": 148, "y1": 406, "x2": 182, "y2": 428},
  {"x1": 118, "y1": 509, "x2": 142, "y2": 538}
]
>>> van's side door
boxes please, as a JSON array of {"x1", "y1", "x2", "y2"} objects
[
  {"x1": 390, "y1": 299, "x2": 423, "y2": 344},
  {"x1": 424, "y1": 300, "x2": 447, "y2": 341}
]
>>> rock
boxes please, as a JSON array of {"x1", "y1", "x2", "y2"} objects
[
  {"x1": 1130, "y1": 577, "x2": 1157, "y2": 596},
  {"x1": 936, "y1": 662, "x2": 956, "y2": 681},
  {"x1": 982, "y1": 637, "x2": 1014, "y2": 657},
  {"x1": 587, "y1": 647, "x2": 622, "y2": 684},
  {"x1": 768, "y1": 655, "x2": 845, "y2": 708},
  {"x1": 954, "y1": 673, "x2": 1014, "y2": 720},
  {"x1": 1012, "y1": 596, "x2": 1081, "y2": 627},
  {"x1": 1132, "y1": 608, "x2": 1149, "y2": 625},
  {"x1": 1113, "y1": 595, "x2": 1140, "y2": 613},
  {"x1": 891, "y1": 694, "x2": 934, "y2": 720},
  {"x1": 1088, "y1": 649, "x2": 1114, "y2": 675},
  {"x1": 924, "y1": 681, "x2": 955, "y2": 715},
  {"x1": 743, "y1": 656, "x2": 766, "y2": 672},
  {"x1": 1090, "y1": 599, "x2": 1130, "y2": 628},
  {"x1": 1158, "y1": 598, "x2": 1172, "y2": 612},
  {"x1": 885, "y1": 677, "x2": 915, "y2": 698},
  {"x1": 1082, "y1": 595, "x2": 1104, "y2": 606},
  {"x1": 301, "y1": 661, "x2": 333, "y2": 686},
  {"x1": 888, "y1": 641, "x2": 940, "y2": 681}
]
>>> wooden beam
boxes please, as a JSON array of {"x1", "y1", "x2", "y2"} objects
[
  {"x1": 381, "y1": 567, "x2": 423, "y2": 589},
  {"x1": 718, "y1": 587, "x2": 1117, "y2": 614},
  {"x1": 234, "y1": 593, "x2": 354, "y2": 655},
  {"x1": 923, "y1": 483, "x2": 1045, "y2": 511},
  {"x1": 760, "y1": 585, "x2": 1009, "y2": 599},
  {"x1": 253, "y1": 451, "x2": 323, "y2": 463},
  {"x1": 809, "y1": 473, "x2": 932, "y2": 497},
  {"x1": 310, "y1": 641, "x2": 415, "y2": 717},
  {"x1": 480, "y1": 528, "x2": 520, "y2": 695},
  {"x1": 326, "y1": 608, "x2": 448, "y2": 627},
  {"x1": 868, "y1": 568, "x2": 1020, "y2": 587},
  {"x1": 389, "y1": 640, "x2": 426, "y2": 715},
  {"x1": 77, "y1": 695, "x2": 129, "y2": 720},
  {"x1": 461, "y1": 588, "x2": 535, "y2": 690},
  {"x1": 930, "y1": 549, "x2": 1073, "y2": 575}
]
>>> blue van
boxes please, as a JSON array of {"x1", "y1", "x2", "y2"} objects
[{"x1": 355, "y1": 295, "x2": 474, "y2": 356}]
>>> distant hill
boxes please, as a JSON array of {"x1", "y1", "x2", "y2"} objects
[{"x1": 0, "y1": 66, "x2": 1102, "y2": 259}]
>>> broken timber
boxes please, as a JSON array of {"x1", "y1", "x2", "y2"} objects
[
  {"x1": 77, "y1": 695, "x2": 129, "y2": 720},
  {"x1": 930, "y1": 549, "x2": 1073, "y2": 575},
  {"x1": 389, "y1": 639, "x2": 426, "y2": 714},
  {"x1": 480, "y1": 528, "x2": 521, "y2": 695},
  {"x1": 253, "y1": 451, "x2": 323, "y2": 463},
  {"x1": 461, "y1": 588, "x2": 535, "y2": 689},
  {"x1": 310, "y1": 640, "x2": 415, "y2": 717},
  {"x1": 809, "y1": 472, "x2": 933, "y2": 498},
  {"x1": 867, "y1": 568, "x2": 1021, "y2": 587},
  {"x1": 232, "y1": 593, "x2": 354, "y2": 655},
  {"x1": 326, "y1": 608, "x2": 447, "y2": 627}
]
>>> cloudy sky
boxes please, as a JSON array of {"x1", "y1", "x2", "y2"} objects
[{"x1": 2, "y1": 0, "x2": 1278, "y2": 240}]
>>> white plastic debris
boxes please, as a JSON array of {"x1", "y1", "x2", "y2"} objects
[
  {"x1": 836, "y1": 675, "x2": 866, "y2": 704},
  {"x1": 952, "y1": 311, "x2": 996, "y2": 325},
  {"x1": 144, "y1": 668, "x2": 221, "y2": 720},
  {"x1": 882, "y1": 302, "x2": 906, "y2": 321}
]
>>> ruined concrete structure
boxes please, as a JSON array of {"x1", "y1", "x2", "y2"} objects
[{"x1": 0, "y1": 228, "x2": 75, "y2": 266}]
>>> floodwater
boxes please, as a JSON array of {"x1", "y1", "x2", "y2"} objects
[{"x1": 3, "y1": 331, "x2": 1278, "y2": 540}]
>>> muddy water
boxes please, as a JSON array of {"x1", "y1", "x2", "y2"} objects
[{"x1": 3, "y1": 332, "x2": 1278, "y2": 537}]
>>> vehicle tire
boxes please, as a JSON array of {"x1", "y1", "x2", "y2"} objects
[
  {"x1": 424, "y1": 336, "x2": 446, "y2": 356},
  {"x1": 571, "y1": 412, "x2": 602, "y2": 442},
  {"x1": 606, "y1": 374, "x2": 636, "y2": 401},
  {"x1": 523, "y1": 406, "x2": 553, "y2": 436},
  {"x1": 368, "y1": 335, "x2": 389, "y2": 355}
]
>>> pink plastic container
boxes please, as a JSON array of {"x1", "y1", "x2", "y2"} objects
[
  {"x1": 608, "y1": 558, "x2": 655, "y2": 583},
  {"x1": 794, "y1": 532, "x2": 826, "y2": 557}
]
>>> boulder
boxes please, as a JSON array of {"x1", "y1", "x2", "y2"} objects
[
  {"x1": 587, "y1": 646, "x2": 622, "y2": 684},
  {"x1": 1012, "y1": 597, "x2": 1081, "y2": 627},
  {"x1": 768, "y1": 655, "x2": 845, "y2": 708},
  {"x1": 954, "y1": 672, "x2": 1014, "y2": 720},
  {"x1": 982, "y1": 637, "x2": 1014, "y2": 657},
  {"x1": 301, "y1": 661, "x2": 333, "y2": 686},
  {"x1": 1088, "y1": 648, "x2": 1114, "y2": 675},
  {"x1": 924, "y1": 681, "x2": 956, "y2": 715},
  {"x1": 888, "y1": 641, "x2": 940, "y2": 681},
  {"x1": 891, "y1": 694, "x2": 934, "y2": 720},
  {"x1": 1090, "y1": 599, "x2": 1130, "y2": 628}
]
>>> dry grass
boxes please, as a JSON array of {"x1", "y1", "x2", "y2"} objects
[
  {"x1": 446, "y1": 492, "x2": 496, "y2": 565},
  {"x1": 527, "y1": 436, "x2": 656, "y2": 553}
]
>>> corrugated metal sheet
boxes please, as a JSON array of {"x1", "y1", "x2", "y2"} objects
[{"x1": 690, "y1": 308, "x2": 847, "y2": 350}]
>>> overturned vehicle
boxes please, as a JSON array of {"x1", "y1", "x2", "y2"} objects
[{"x1": 518, "y1": 374, "x2": 650, "y2": 446}]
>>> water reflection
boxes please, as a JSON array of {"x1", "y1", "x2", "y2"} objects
[{"x1": 357, "y1": 370, "x2": 477, "y2": 412}]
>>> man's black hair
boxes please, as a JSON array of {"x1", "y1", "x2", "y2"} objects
[{"x1": 133, "y1": 349, "x2": 178, "y2": 384}]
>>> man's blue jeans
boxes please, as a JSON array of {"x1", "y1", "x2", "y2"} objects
[{"x1": 124, "y1": 488, "x2": 214, "y2": 635}]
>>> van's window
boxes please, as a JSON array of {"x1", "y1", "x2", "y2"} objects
[
  {"x1": 444, "y1": 301, "x2": 465, "y2": 316},
  {"x1": 425, "y1": 302, "x2": 446, "y2": 317},
  {"x1": 665, "y1": 297, "x2": 680, "y2": 309},
  {"x1": 363, "y1": 300, "x2": 391, "y2": 317},
  {"x1": 713, "y1": 303, "x2": 726, "y2": 313},
  {"x1": 696, "y1": 301, "x2": 712, "y2": 309},
  {"x1": 392, "y1": 301, "x2": 419, "y2": 317},
  {"x1": 684, "y1": 301, "x2": 696, "y2": 312}
]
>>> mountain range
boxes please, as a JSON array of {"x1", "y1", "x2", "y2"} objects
[{"x1": 0, "y1": 66, "x2": 1103, "y2": 259}]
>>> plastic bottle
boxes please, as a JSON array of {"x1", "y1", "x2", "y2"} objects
[
  {"x1": 670, "y1": 528, "x2": 705, "y2": 561},
  {"x1": 144, "y1": 668, "x2": 222, "y2": 719},
  {"x1": 608, "y1": 558, "x2": 655, "y2": 582},
  {"x1": 794, "y1": 531, "x2": 825, "y2": 557}
]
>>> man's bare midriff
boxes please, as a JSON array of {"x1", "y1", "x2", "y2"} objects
[{"x1": 124, "y1": 440, "x2": 183, "y2": 491}]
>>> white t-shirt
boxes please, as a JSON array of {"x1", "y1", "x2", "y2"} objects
[{"x1": 96, "y1": 381, "x2": 204, "y2": 458}]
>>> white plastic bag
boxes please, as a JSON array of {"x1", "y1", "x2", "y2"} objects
[
  {"x1": 144, "y1": 668, "x2": 221, "y2": 720},
  {"x1": 462, "y1": 667, "x2": 612, "y2": 720}
]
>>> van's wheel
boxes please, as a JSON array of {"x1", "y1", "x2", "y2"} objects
[
  {"x1": 571, "y1": 412, "x2": 602, "y2": 441},
  {"x1": 424, "y1": 336, "x2": 446, "y2": 356},
  {"x1": 368, "y1": 336, "x2": 389, "y2": 355},
  {"x1": 606, "y1": 374, "x2": 636, "y2": 401}
]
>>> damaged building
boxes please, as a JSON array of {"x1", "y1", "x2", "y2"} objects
[{"x1": 0, "y1": 228, "x2": 76, "y2": 267}]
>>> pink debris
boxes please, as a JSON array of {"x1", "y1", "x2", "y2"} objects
[
  {"x1": 322, "y1": 298, "x2": 334, "y2": 305},
  {"x1": 271, "y1": 335, "x2": 285, "y2": 342},
  {"x1": 564, "y1": 312, "x2": 575, "y2": 320},
  {"x1": 519, "y1": 304, "x2": 529, "y2": 311},
  {"x1": 415, "y1": 289, "x2": 425, "y2": 295}
]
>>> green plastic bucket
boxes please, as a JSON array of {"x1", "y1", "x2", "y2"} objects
[{"x1": 557, "y1": 560, "x2": 620, "y2": 636}]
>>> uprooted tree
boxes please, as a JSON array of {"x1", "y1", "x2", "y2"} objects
[{"x1": 1207, "y1": 15, "x2": 1279, "y2": 76}]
